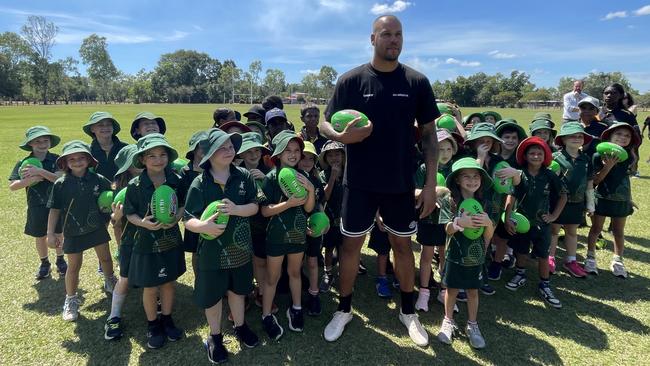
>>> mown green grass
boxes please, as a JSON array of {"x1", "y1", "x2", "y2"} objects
[{"x1": 1, "y1": 104, "x2": 649, "y2": 365}]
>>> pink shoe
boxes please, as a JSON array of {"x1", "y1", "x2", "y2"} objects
[
  {"x1": 563, "y1": 260, "x2": 587, "y2": 278},
  {"x1": 548, "y1": 256, "x2": 556, "y2": 274}
]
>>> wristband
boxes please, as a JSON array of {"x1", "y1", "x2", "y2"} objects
[{"x1": 452, "y1": 217, "x2": 464, "y2": 232}]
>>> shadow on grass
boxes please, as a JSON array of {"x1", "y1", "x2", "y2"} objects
[
  {"x1": 61, "y1": 312, "x2": 133, "y2": 365},
  {"x1": 23, "y1": 276, "x2": 70, "y2": 316}
]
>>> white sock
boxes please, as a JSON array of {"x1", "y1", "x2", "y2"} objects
[
  {"x1": 292, "y1": 305, "x2": 302, "y2": 310},
  {"x1": 506, "y1": 247, "x2": 513, "y2": 255},
  {"x1": 66, "y1": 293, "x2": 77, "y2": 300},
  {"x1": 566, "y1": 256, "x2": 576, "y2": 262},
  {"x1": 109, "y1": 292, "x2": 126, "y2": 319}
]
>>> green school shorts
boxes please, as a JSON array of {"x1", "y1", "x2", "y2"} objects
[
  {"x1": 128, "y1": 246, "x2": 186, "y2": 288},
  {"x1": 194, "y1": 261, "x2": 254, "y2": 309},
  {"x1": 63, "y1": 227, "x2": 110, "y2": 254}
]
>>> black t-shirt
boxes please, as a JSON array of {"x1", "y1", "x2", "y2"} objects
[{"x1": 325, "y1": 63, "x2": 439, "y2": 193}]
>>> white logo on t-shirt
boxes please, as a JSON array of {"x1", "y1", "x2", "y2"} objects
[{"x1": 393, "y1": 93, "x2": 409, "y2": 97}]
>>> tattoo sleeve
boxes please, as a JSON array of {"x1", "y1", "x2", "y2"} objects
[{"x1": 420, "y1": 122, "x2": 439, "y2": 187}]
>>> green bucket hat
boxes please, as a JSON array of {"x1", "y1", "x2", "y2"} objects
[
  {"x1": 245, "y1": 121, "x2": 268, "y2": 142},
  {"x1": 271, "y1": 130, "x2": 304, "y2": 159},
  {"x1": 199, "y1": 129, "x2": 243, "y2": 169},
  {"x1": 132, "y1": 133, "x2": 178, "y2": 169},
  {"x1": 114, "y1": 144, "x2": 138, "y2": 176},
  {"x1": 533, "y1": 112, "x2": 554, "y2": 122},
  {"x1": 462, "y1": 112, "x2": 485, "y2": 127},
  {"x1": 19, "y1": 126, "x2": 61, "y2": 151},
  {"x1": 55, "y1": 140, "x2": 98, "y2": 170},
  {"x1": 238, "y1": 132, "x2": 270, "y2": 155},
  {"x1": 554, "y1": 121, "x2": 593, "y2": 146},
  {"x1": 83, "y1": 111, "x2": 121, "y2": 138},
  {"x1": 130, "y1": 112, "x2": 167, "y2": 140},
  {"x1": 495, "y1": 120, "x2": 527, "y2": 141},
  {"x1": 445, "y1": 157, "x2": 493, "y2": 189},
  {"x1": 600, "y1": 122, "x2": 641, "y2": 147},
  {"x1": 464, "y1": 122, "x2": 503, "y2": 145},
  {"x1": 482, "y1": 111, "x2": 502, "y2": 122},
  {"x1": 186, "y1": 130, "x2": 209, "y2": 159},
  {"x1": 529, "y1": 119, "x2": 557, "y2": 137}
]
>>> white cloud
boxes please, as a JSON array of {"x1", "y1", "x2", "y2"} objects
[
  {"x1": 602, "y1": 11, "x2": 627, "y2": 20},
  {"x1": 319, "y1": 0, "x2": 350, "y2": 11},
  {"x1": 163, "y1": 31, "x2": 190, "y2": 42},
  {"x1": 300, "y1": 69, "x2": 320, "y2": 74},
  {"x1": 370, "y1": 1, "x2": 412, "y2": 15},
  {"x1": 634, "y1": 5, "x2": 650, "y2": 16},
  {"x1": 488, "y1": 50, "x2": 517, "y2": 59},
  {"x1": 402, "y1": 57, "x2": 441, "y2": 73},
  {"x1": 445, "y1": 57, "x2": 481, "y2": 67}
]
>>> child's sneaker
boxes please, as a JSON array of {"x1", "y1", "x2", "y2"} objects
[
  {"x1": 319, "y1": 271, "x2": 335, "y2": 293},
  {"x1": 437, "y1": 317, "x2": 457, "y2": 345},
  {"x1": 392, "y1": 277, "x2": 400, "y2": 289},
  {"x1": 415, "y1": 289, "x2": 430, "y2": 312},
  {"x1": 286, "y1": 307, "x2": 304, "y2": 332},
  {"x1": 161, "y1": 315, "x2": 183, "y2": 341},
  {"x1": 538, "y1": 282, "x2": 562, "y2": 309},
  {"x1": 104, "y1": 275, "x2": 118, "y2": 294},
  {"x1": 234, "y1": 322, "x2": 259, "y2": 348},
  {"x1": 456, "y1": 289, "x2": 467, "y2": 302},
  {"x1": 548, "y1": 256, "x2": 556, "y2": 274},
  {"x1": 307, "y1": 293, "x2": 322, "y2": 316},
  {"x1": 399, "y1": 312, "x2": 429, "y2": 347},
  {"x1": 376, "y1": 277, "x2": 392, "y2": 298},
  {"x1": 436, "y1": 290, "x2": 459, "y2": 313},
  {"x1": 480, "y1": 283, "x2": 495, "y2": 296},
  {"x1": 358, "y1": 260, "x2": 368, "y2": 275},
  {"x1": 487, "y1": 262, "x2": 502, "y2": 281},
  {"x1": 505, "y1": 272, "x2": 527, "y2": 291},
  {"x1": 583, "y1": 257, "x2": 599, "y2": 275},
  {"x1": 36, "y1": 261, "x2": 51, "y2": 280},
  {"x1": 465, "y1": 322, "x2": 486, "y2": 349},
  {"x1": 55, "y1": 257, "x2": 67, "y2": 276},
  {"x1": 62, "y1": 295, "x2": 80, "y2": 321},
  {"x1": 563, "y1": 260, "x2": 587, "y2": 278},
  {"x1": 610, "y1": 259, "x2": 628, "y2": 278},
  {"x1": 262, "y1": 314, "x2": 284, "y2": 340},
  {"x1": 502, "y1": 253, "x2": 516, "y2": 269},
  {"x1": 104, "y1": 316, "x2": 123, "y2": 340},
  {"x1": 147, "y1": 320, "x2": 165, "y2": 349},
  {"x1": 204, "y1": 334, "x2": 227, "y2": 364}
]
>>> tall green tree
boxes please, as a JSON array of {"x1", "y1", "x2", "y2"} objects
[
  {"x1": 21, "y1": 16, "x2": 58, "y2": 104},
  {"x1": 79, "y1": 34, "x2": 119, "y2": 102}
]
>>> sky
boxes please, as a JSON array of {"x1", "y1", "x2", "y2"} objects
[{"x1": 1, "y1": 0, "x2": 650, "y2": 93}]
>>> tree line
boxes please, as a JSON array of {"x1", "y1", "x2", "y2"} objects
[{"x1": 1, "y1": 16, "x2": 649, "y2": 108}]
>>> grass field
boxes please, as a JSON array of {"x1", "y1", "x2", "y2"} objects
[{"x1": 1, "y1": 104, "x2": 649, "y2": 365}]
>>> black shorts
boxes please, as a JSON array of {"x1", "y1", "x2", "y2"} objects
[
  {"x1": 305, "y1": 235, "x2": 322, "y2": 258},
  {"x1": 508, "y1": 224, "x2": 551, "y2": 259},
  {"x1": 368, "y1": 226, "x2": 391, "y2": 256},
  {"x1": 341, "y1": 187, "x2": 417, "y2": 238},
  {"x1": 322, "y1": 225, "x2": 343, "y2": 249},
  {"x1": 416, "y1": 223, "x2": 446, "y2": 247},
  {"x1": 495, "y1": 220, "x2": 512, "y2": 240}
]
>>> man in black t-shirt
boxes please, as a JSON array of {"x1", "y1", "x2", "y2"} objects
[{"x1": 319, "y1": 15, "x2": 440, "y2": 347}]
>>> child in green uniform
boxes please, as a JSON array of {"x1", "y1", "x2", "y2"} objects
[
  {"x1": 482, "y1": 111, "x2": 502, "y2": 125},
  {"x1": 504, "y1": 137, "x2": 567, "y2": 309},
  {"x1": 585, "y1": 123, "x2": 640, "y2": 278},
  {"x1": 104, "y1": 144, "x2": 142, "y2": 340},
  {"x1": 529, "y1": 118, "x2": 558, "y2": 152},
  {"x1": 549, "y1": 122, "x2": 594, "y2": 278},
  {"x1": 84, "y1": 111, "x2": 128, "y2": 181},
  {"x1": 46, "y1": 141, "x2": 116, "y2": 321},
  {"x1": 237, "y1": 132, "x2": 275, "y2": 312},
  {"x1": 123, "y1": 133, "x2": 185, "y2": 349},
  {"x1": 130, "y1": 112, "x2": 167, "y2": 141},
  {"x1": 260, "y1": 131, "x2": 316, "y2": 339},
  {"x1": 318, "y1": 140, "x2": 346, "y2": 293},
  {"x1": 436, "y1": 158, "x2": 495, "y2": 349},
  {"x1": 184, "y1": 129, "x2": 261, "y2": 363},
  {"x1": 414, "y1": 129, "x2": 457, "y2": 312},
  {"x1": 298, "y1": 141, "x2": 326, "y2": 316},
  {"x1": 179, "y1": 130, "x2": 208, "y2": 277},
  {"x1": 9, "y1": 126, "x2": 67, "y2": 279}
]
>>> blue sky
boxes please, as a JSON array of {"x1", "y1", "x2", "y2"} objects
[{"x1": 2, "y1": 0, "x2": 650, "y2": 92}]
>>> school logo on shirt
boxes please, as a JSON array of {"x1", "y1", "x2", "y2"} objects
[
  {"x1": 93, "y1": 184, "x2": 100, "y2": 195},
  {"x1": 158, "y1": 267, "x2": 167, "y2": 278},
  {"x1": 239, "y1": 181, "x2": 246, "y2": 196},
  {"x1": 393, "y1": 93, "x2": 409, "y2": 98}
]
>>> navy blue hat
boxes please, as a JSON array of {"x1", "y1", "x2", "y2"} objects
[{"x1": 265, "y1": 108, "x2": 287, "y2": 124}]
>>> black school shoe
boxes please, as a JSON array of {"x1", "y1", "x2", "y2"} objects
[
  {"x1": 234, "y1": 323, "x2": 259, "y2": 348},
  {"x1": 161, "y1": 315, "x2": 183, "y2": 341},
  {"x1": 205, "y1": 334, "x2": 228, "y2": 364},
  {"x1": 55, "y1": 257, "x2": 67, "y2": 276},
  {"x1": 147, "y1": 320, "x2": 165, "y2": 349},
  {"x1": 104, "y1": 317, "x2": 123, "y2": 340},
  {"x1": 262, "y1": 314, "x2": 284, "y2": 340},
  {"x1": 307, "y1": 294, "x2": 322, "y2": 316},
  {"x1": 287, "y1": 307, "x2": 304, "y2": 332},
  {"x1": 36, "y1": 261, "x2": 51, "y2": 280}
]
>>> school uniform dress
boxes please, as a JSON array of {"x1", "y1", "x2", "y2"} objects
[
  {"x1": 10, "y1": 153, "x2": 62, "y2": 237},
  {"x1": 118, "y1": 214, "x2": 136, "y2": 278},
  {"x1": 305, "y1": 172, "x2": 326, "y2": 258},
  {"x1": 320, "y1": 168, "x2": 344, "y2": 250},
  {"x1": 90, "y1": 137, "x2": 128, "y2": 182},
  {"x1": 508, "y1": 168, "x2": 567, "y2": 259},
  {"x1": 47, "y1": 171, "x2": 112, "y2": 253},
  {"x1": 179, "y1": 161, "x2": 201, "y2": 253},
  {"x1": 553, "y1": 150, "x2": 593, "y2": 224},
  {"x1": 241, "y1": 162, "x2": 270, "y2": 259},
  {"x1": 414, "y1": 161, "x2": 452, "y2": 247},
  {"x1": 593, "y1": 153, "x2": 633, "y2": 218},
  {"x1": 184, "y1": 166, "x2": 257, "y2": 309},
  {"x1": 261, "y1": 168, "x2": 309, "y2": 257},
  {"x1": 124, "y1": 169, "x2": 186, "y2": 288}
]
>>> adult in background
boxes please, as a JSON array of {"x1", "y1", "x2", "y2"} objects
[
  {"x1": 299, "y1": 103, "x2": 328, "y2": 153},
  {"x1": 562, "y1": 80, "x2": 589, "y2": 122},
  {"x1": 601, "y1": 83, "x2": 640, "y2": 176},
  {"x1": 319, "y1": 15, "x2": 440, "y2": 347},
  {"x1": 262, "y1": 95, "x2": 284, "y2": 111}
]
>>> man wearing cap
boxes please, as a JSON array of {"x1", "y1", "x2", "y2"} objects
[
  {"x1": 319, "y1": 15, "x2": 440, "y2": 347},
  {"x1": 562, "y1": 80, "x2": 589, "y2": 122},
  {"x1": 578, "y1": 96, "x2": 608, "y2": 157}
]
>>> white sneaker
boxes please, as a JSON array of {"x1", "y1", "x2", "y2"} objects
[
  {"x1": 437, "y1": 290, "x2": 459, "y2": 313},
  {"x1": 415, "y1": 289, "x2": 430, "y2": 312},
  {"x1": 610, "y1": 259, "x2": 628, "y2": 278},
  {"x1": 323, "y1": 311, "x2": 353, "y2": 342},
  {"x1": 399, "y1": 312, "x2": 429, "y2": 347},
  {"x1": 437, "y1": 317, "x2": 456, "y2": 345},
  {"x1": 62, "y1": 296, "x2": 80, "y2": 322},
  {"x1": 583, "y1": 257, "x2": 599, "y2": 275},
  {"x1": 465, "y1": 322, "x2": 486, "y2": 349}
]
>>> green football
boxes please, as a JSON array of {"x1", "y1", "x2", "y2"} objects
[
  {"x1": 437, "y1": 172, "x2": 446, "y2": 186},
  {"x1": 437, "y1": 103, "x2": 452, "y2": 115},
  {"x1": 19, "y1": 157, "x2": 43, "y2": 186},
  {"x1": 278, "y1": 167, "x2": 307, "y2": 199},
  {"x1": 171, "y1": 157, "x2": 189, "y2": 173},
  {"x1": 308, "y1": 212, "x2": 330, "y2": 237},
  {"x1": 492, "y1": 161, "x2": 514, "y2": 194},
  {"x1": 596, "y1": 142, "x2": 628, "y2": 162},
  {"x1": 458, "y1": 198, "x2": 485, "y2": 240},
  {"x1": 549, "y1": 160, "x2": 560, "y2": 174},
  {"x1": 437, "y1": 114, "x2": 456, "y2": 131},
  {"x1": 150, "y1": 185, "x2": 178, "y2": 224},
  {"x1": 97, "y1": 191, "x2": 114, "y2": 214},
  {"x1": 501, "y1": 212, "x2": 531, "y2": 234},
  {"x1": 199, "y1": 200, "x2": 230, "y2": 240},
  {"x1": 331, "y1": 109, "x2": 369, "y2": 132},
  {"x1": 113, "y1": 187, "x2": 127, "y2": 205}
]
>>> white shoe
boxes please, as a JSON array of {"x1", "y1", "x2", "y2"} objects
[
  {"x1": 415, "y1": 289, "x2": 430, "y2": 312},
  {"x1": 324, "y1": 311, "x2": 353, "y2": 342},
  {"x1": 62, "y1": 296, "x2": 80, "y2": 322},
  {"x1": 437, "y1": 290, "x2": 459, "y2": 313},
  {"x1": 583, "y1": 257, "x2": 599, "y2": 275},
  {"x1": 465, "y1": 322, "x2": 486, "y2": 349},
  {"x1": 437, "y1": 317, "x2": 456, "y2": 345},
  {"x1": 399, "y1": 312, "x2": 429, "y2": 347},
  {"x1": 610, "y1": 259, "x2": 628, "y2": 278}
]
